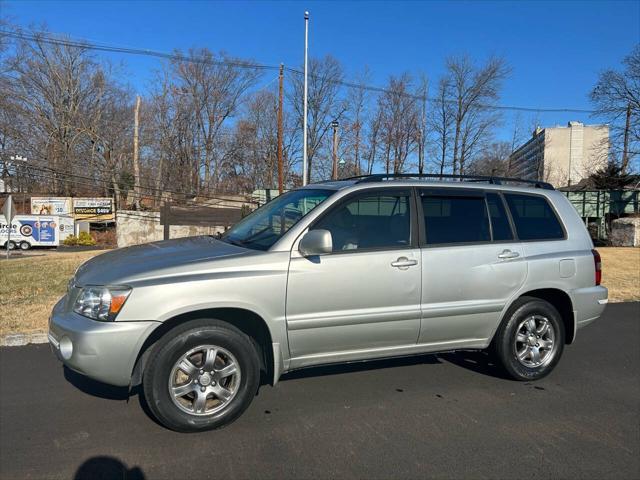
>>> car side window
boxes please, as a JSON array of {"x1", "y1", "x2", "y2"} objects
[
  {"x1": 504, "y1": 193, "x2": 564, "y2": 240},
  {"x1": 486, "y1": 193, "x2": 514, "y2": 241},
  {"x1": 315, "y1": 191, "x2": 411, "y2": 252},
  {"x1": 422, "y1": 195, "x2": 490, "y2": 245}
]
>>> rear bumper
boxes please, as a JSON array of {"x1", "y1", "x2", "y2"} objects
[
  {"x1": 48, "y1": 298, "x2": 159, "y2": 387},
  {"x1": 570, "y1": 285, "x2": 608, "y2": 338}
]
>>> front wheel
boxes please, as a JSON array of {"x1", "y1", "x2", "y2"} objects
[
  {"x1": 142, "y1": 319, "x2": 260, "y2": 432},
  {"x1": 494, "y1": 297, "x2": 565, "y2": 381}
]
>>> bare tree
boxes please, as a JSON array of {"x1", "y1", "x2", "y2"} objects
[
  {"x1": 169, "y1": 48, "x2": 262, "y2": 193},
  {"x1": 446, "y1": 55, "x2": 510, "y2": 174},
  {"x1": 428, "y1": 77, "x2": 454, "y2": 175},
  {"x1": 467, "y1": 141, "x2": 512, "y2": 176},
  {"x1": 377, "y1": 73, "x2": 419, "y2": 174},
  {"x1": 289, "y1": 55, "x2": 346, "y2": 182},
  {"x1": 590, "y1": 45, "x2": 640, "y2": 173},
  {"x1": 4, "y1": 28, "x2": 131, "y2": 197}
]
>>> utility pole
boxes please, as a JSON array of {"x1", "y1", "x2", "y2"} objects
[
  {"x1": 621, "y1": 102, "x2": 632, "y2": 174},
  {"x1": 418, "y1": 79, "x2": 428, "y2": 175},
  {"x1": 302, "y1": 11, "x2": 309, "y2": 186},
  {"x1": 277, "y1": 64, "x2": 284, "y2": 194},
  {"x1": 133, "y1": 95, "x2": 141, "y2": 210},
  {"x1": 331, "y1": 120, "x2": 339, "y2": 180}
]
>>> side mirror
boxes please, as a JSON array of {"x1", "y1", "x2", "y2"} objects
[{"x1": 299, "y1": 229, "x2": 333, "y2": 256}]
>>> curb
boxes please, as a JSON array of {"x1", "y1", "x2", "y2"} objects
[{"x1": 0, "y1": 333, "x2": 49, "y2": 347}]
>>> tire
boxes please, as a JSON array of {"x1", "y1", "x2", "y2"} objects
[
  {"x1": 142, "y1": 319, "x2": 260, "y2": 432},
  {"x1": 19, "y1": 241, "x2": 31, "y2": 251},
  {"x1": 4, "y1": 241, "x2": 16, "y2": 250},
  {"x1": 494, "y1": 297, "x2": 565, "y2": 381}
]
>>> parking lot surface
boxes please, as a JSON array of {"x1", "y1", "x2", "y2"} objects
[{"x1": 1, "y1": 302, "x2": 638, "y2": 479}]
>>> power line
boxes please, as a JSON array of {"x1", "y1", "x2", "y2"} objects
[
  {"x1": 22, "y1": 162, "x2": 257, "y2": 205},
  {"x1": 0, "y1": 28, "x2": 597, "y2": 115},
  {"x1": 0, "y1": 30, "x2": 279, "y2": 72}
]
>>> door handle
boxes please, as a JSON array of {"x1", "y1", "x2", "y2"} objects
[
  {"x1": 391, "y1": 257, "x2": 418, "y2": 269},
  {"x1": 498, "y1": 249, "x2": 520, "y2": 259}
]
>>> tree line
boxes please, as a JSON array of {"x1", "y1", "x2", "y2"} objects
[{"x1": 0, "y1": 24, "x2": 638, "y2": 209}]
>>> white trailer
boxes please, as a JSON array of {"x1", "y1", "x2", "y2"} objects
[{"x1": 0, "y1": 214, "x2": 73, "y2": 250}]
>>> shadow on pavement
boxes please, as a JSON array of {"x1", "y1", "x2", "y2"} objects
[
  {"x1": 438, "y1": 350, "x2": 513, "y2": 380},
  {"x1": 74, "y1": 456, "x2": 145, "y2": 480},
  {"x1": 64, "y1": 367, "x2": 133, "y2": 401}
]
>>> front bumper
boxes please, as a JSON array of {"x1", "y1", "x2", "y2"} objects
[{"x1": 48, "y1": 298, "x2": 159, "y2": 387}]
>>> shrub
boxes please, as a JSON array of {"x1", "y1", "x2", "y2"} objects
[
  {"x1": 62, "y1": 235, "x2": 78, "y2": 246},
  {"x1": 78, "y1": 232, "x2": 96, "y2": 246}
]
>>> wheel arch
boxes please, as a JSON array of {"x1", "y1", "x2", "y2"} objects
[
  {"x1": 130, "y1": 307, "x2": 276, "y2": 388},
  {"x1": 500, "y1": 288, "x2": 575, "y2": 345}
]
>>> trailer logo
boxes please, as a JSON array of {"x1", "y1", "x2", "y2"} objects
[{"x1": 20, "y1": 224, "x2": 33, "y2": 236}]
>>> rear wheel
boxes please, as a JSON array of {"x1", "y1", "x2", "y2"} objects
[
  {"x1": 142, "y1": 319, "x2": 260, "y2": 432},
  {"x1": 19, "y1": 241, "x2": 31, "y2": 251},
  {"x1": 494, "y1": 297, "x2": 565, "y2": 381}
]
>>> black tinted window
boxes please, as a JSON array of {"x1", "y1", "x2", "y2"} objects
[
  {"x1": 422, "y1": 195, "x2": 490, "y2": 245},
  {"x1": 486, "y1": 193, "x2": 514, "y2": 241},
  {"x1": 315, "y1": 191, "x2": 411, "y2": 251},
  {"x1": 504, "y1": 194, "x2": 564, "y2": 240}
]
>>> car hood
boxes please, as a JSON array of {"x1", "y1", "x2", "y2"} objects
[{"x1": 74, "y1": 236, "x2": 252, "y2": 286}]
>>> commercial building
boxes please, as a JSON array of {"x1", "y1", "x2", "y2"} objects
[{"x1": 509, "y1": 121, "x2": 609, "y2": 187}]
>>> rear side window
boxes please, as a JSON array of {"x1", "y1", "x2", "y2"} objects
[
  {"x1": 486, "y1": 193, "x2": 514, "y2": 241},
  {"x1": 504, "y1": 194, "x2": 564, "y2": 240},
  {"x1": 422, "y1": 195, "x2": 490, "y2": 245}
]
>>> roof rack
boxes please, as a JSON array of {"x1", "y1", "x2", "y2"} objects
[{"x1": 339, "y1": 173, "x2": 555, "y2": 190}]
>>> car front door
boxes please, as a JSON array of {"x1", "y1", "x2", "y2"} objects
[
  {"x1": 418, "y1": 189, "x2": 527, "y2": 346},
  {"x1": 286, "y1": 188, "x2": 421, "y2": 364}
]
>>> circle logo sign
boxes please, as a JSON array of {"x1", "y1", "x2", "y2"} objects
[{"x1": 20, "y1": 224, "x2": 33, "y2": 236}]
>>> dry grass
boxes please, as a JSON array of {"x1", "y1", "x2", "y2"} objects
[
  {"x1": 0, "y1": 247, "x2": 638, "y2": 337},
  {"x1": 599, "y1": 247, "x2": 640, "y2": 303},
  {"x1": 0, "y1": 250, "x2": 106, "y2": 337}
]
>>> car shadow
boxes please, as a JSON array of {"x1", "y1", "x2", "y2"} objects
[
  {"x1": 64, "y1": 366, "x2": 134, "y2": 401},
  {"x1": 279, "y1": 350, "x2": 512, "y2": 382},
  {"x1": 74, "y1": 456, "x2": 145, "y2": 480},
  {"x1": 437, "y1": 350, "x2": 512, "y2": 380},
  {"x1": 63, "y1": 350, "x2": 511, "y2": 405}
]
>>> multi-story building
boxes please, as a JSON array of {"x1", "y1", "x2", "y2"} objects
[{"x1": 509, "y1": 121, "x2": 609, "y2": 187}]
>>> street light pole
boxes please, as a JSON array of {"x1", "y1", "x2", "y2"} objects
[
  {"x1": 331, "y1": 121, "x2": 339, "y2": 180},
  {"x1": 302, "y1": 11, "x2": 309, "y2": 186}
]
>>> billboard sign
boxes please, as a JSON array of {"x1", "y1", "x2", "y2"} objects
[
  {"x1": 73, "y1": 198, "x2": 114, "y2": 221},
  {"x1": 31, "y1": 197, "x2": 72, "y2": 216},
  {"x1": 30, "y1": 197, "x2": 114, "y2": 221}
]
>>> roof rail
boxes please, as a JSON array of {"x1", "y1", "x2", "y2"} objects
[{"x1": 340, "y1": 173, "x2": 555, "y2": 190}]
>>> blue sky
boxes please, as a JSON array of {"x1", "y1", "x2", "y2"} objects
[{"x1": 2, "y1": 0, "x2": 639, "y2": 142}]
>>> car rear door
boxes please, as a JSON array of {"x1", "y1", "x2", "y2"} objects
[{"x1": 418, "y1": 189, "x2": 527, "y2": 345}]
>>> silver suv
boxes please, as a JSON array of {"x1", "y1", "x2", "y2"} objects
[{"x1": 49, "y1": 174, "x2": 608, "y2": 432}]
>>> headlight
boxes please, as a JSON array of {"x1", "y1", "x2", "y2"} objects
[{"x1": 73, "y1": 286, "x2": 131, "y2": 321}]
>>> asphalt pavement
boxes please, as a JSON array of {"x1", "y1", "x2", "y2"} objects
[{"x1": 1, "y1": 302, "x2": 639, "y2": 480}]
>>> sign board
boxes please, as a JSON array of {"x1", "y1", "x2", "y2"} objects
[
  {"x1": 73, "y1": 198, "x2": 114, "y2": 221},
  {"x1": 31, "y1": 197, "x2": 114, "y2": 221},
  {"x1": 31, "y1": 197, "x2": 72, "y2": 216}
]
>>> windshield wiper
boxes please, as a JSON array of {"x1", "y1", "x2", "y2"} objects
[{"x1": 218, "y1": 236, "x2": 247, "y2": 248}]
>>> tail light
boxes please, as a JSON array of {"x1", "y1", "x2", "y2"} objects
[{"x1": 592, "y1": 249, "x2": 602, "y2": 286}]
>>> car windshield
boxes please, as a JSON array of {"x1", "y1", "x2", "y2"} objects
[{"x1": 221, "y1": 189, "x2": 334, "y2": 251}]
